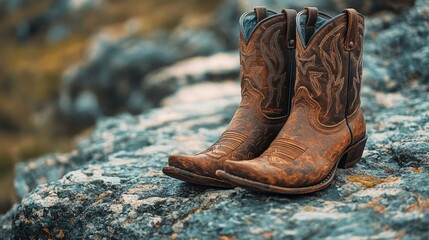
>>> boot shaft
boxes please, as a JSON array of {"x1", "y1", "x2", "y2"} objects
[
  {"x1": 239, "y1": 7, "x2": 297, "y2": 123},
  {"x1": 294, "y1": 8, "x2": 365, "y2": 126}
]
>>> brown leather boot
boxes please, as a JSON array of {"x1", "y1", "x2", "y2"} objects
[
  {"x1": 163, "y1": 7, "x2": 298, "y2": 188},
  {"x1": 217, "y1": 7, "x2": 367, "y2": 194}
]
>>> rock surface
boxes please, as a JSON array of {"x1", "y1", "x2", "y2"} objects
[
  {"x1": 0, "y1": 205, "x2": 15, "y2": 239},
  {"x1": 8, "y1": 82, "x2": 429, "y2": 239},
  {"x1": 142, "y1": 52, "x2": 239, "y2": 107},
  {"x1": 2, "y1": 0, "x2": 429, "y2": 239},
  {"x1": 364, "y1": 0, "x2": 429, "y2": 91},
  {"x1": 57, "y1": 2, "x2": 239, "y2": 126}
]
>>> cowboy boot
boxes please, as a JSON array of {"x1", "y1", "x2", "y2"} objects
[
  {"x1": 162, "y1": 7, "x2": 298, "y2": 188},
  {"x1": 217, "y1": 7, "x2": 367, "y2": 194}
]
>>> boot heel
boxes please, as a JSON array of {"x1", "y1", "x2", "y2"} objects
[{"x1": 338, "y1": 136, "x2": 367, "y2": 169}]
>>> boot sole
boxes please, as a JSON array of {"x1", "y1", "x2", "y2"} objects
[
  {"x1": 216, "y1": 136, "x2": 367, "y2": 195},
  {"x1": 162, "y1": 166, "x2": 234, "y2": 188}
]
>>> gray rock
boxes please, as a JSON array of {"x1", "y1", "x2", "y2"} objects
[
  {"x1": 10, "y1": 80, "x2": 429, "y2": 239},
  {"x1": 0, "y1": 204, "x2": 15, "y2": 239},
  {"x1": 57, "y1": 20, "x2": 236, "y2": 126},
  {"x1": 161, "y1": 81, "x2": 240, "y2": 107},
  {"x1": 16, "y1": 83, "x2": 240, "y2": 199},
  {"x1": 364, "y1": 0, "x2": 429, "y2": 91},
  {"x1": 57, "y1": 27, "x2": 178, "y2": 125},
  {"x1": 142, "y1": 52, "x2": 239, "y2": 106},
  {"x1": 14, "y1": 153, "x2": 75, "y2": 199}
]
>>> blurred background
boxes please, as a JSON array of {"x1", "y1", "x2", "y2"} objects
[{"x1": 0, "y1": 0, "x2": 420, "y2": 213}]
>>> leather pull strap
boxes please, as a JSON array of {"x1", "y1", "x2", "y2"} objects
[
  {"x1": 282, "y1": 9, "x2": 297, "y2": 49},
  {"x1": 254, "y1": 6, "x2": 268, "y2": 23},
  {"x1": 304, "y1": 7, "x2": 318, "y2": 44},
  {"x1": 342, "y1": 8, "x2": 359, "y2": 51}
]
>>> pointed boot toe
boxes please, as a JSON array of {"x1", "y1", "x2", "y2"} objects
[
  {"x1": 167, "y1": 154, "x2": 198, "y2": 172},
  {"x1": 218, "y1": 159, "x2": 282, "y2": 189},
  {"x1": 163, "y1": 154, "x2": 233, "y2": 188},
  {"x1": 222, "y1": 160, "x2": 259, "y2": 180}
]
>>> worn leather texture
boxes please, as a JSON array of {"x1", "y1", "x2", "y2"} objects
[
  {"x1": 167, "y1": 8, "x2": 297, "y2": 181},
  {"x1": 223, "y1": 8, "x2": 367, "y2": 188}
]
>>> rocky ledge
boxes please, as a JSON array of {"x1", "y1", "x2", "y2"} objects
[
  {"x1": 2, "y1": 1, "x2": 429, "y2": 239},
  {"x1": 3, "y1": 81, "x2": 429, "y2": 239}
]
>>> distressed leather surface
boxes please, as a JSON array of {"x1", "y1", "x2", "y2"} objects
[
  {"x1": 224, "y1": 8, "x2": 367, "y2": 188},
  {"x1": 168, "y1": 9, "x2": 296, "y2": 179}
]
